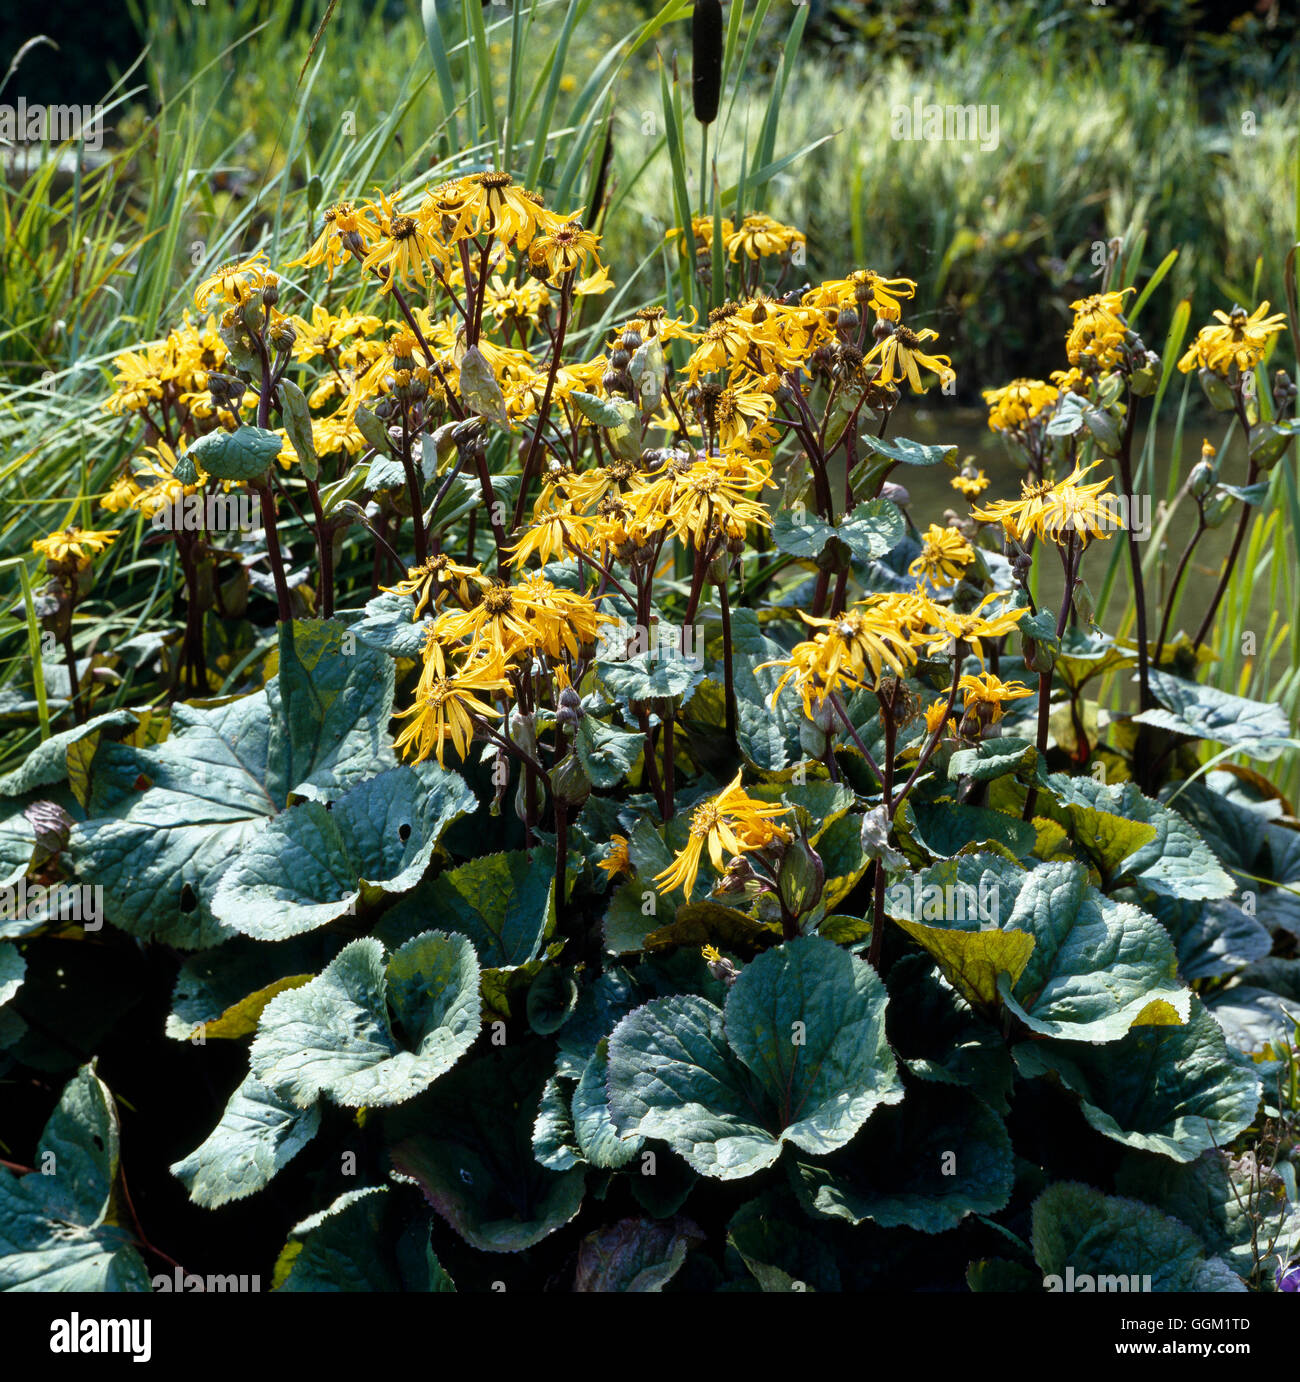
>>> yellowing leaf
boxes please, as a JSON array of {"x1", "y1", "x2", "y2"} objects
[
  {"x1": 1131, "y1": 998, "x2": 1186, "y2": 1027},
  {"x1": 196, "y1": 973, "x2": 314, "y2": 1040},
  {"x1": 891, "y1": 916, "x2": 1035, "y2": 1012}
]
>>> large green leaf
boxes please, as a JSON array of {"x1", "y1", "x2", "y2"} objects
[
  {"x1": 888, "y1": 856, "x2": 1189, "y2": 1039},
  {"x1": 0, "y1": 1064, "x2": 150, "y2": 1291},
  {"x1": 996, "y1": 859, "x2": 1190, "y2": 1039},
  {"x1": 885, "y1": 954, "x2": 1014, "y2": 1114},
  {"x1": 771, "y1": 499, "x2": 903, "y2": 565},
  {"x1": 212, "y1": 763, "x2": 475, "y2": 939},
  {"x1": 1205, "y1": 985, "x2": 1300, "y2": 1057},
  {"x1": 0, "y1": 943, "x2": 25, "y2": 1007},
  {"x1": 274, "y1": 1187, "x2": 415, "y2": 1291},
  {"x1": 1134, "y1": 670, "x2": 1295, "y2": 762},
  {"x1": 250, "y1": 933, "x2": 480, "y2": 1109},
  {"x1": 70, "y1": 625, "x2": 399, "y2": 949},
  {"x1": 0, "y1": 708, "x2": 139, "y2": 798},
  {"x1": 606, "y1": 937, "x2": 901, "y2": 1179},
  {"x1": 1013, "y1": 999, "x2": 1262, "y2": 1161},
  {"x1": 790, "y1": 1083, "x2": 1014, "y2": 1233},
  {"x1": 184, "y1": 425, "x2": 282, "y2": 481},
  {"x1": 171, "y1": 1073, "x2": 321, "y2": 1208},
  {"x1": 573, "y1": 1215, "x2": 704, "y2": 1291},
  {"x1": 266, "y1": 619, "x2": 397, "y2": 804},
  {"x1": 351, "y1": 591, "x2": 432, "y2": 659},
  {"x1": 726, "y1": 1189, "x2": 842, "y2": 1291},
  {"x1": 377, "y1": 849, "x2": 555, "y2": 968},
  {"x1": 703, "y1": 607, "x2": 801, "y2": 772},
  {"x1": 598, "y1": 649, "x2": 705, "y2": 703},
  {"x1": 1032, "y1": 1181, "x2": 1245, "y2": 1292},
  {"x1": 69, "y1": 698, "x2": 275, "y2": 949},
  {"x1": 1144, "y1": 895, "x2": 1271, "y2": 982},
  {"x1": 389, "y1": 1044, "x2": 587, "y2": 1253},
  {"x1": 907, "y1": 800, "x2": 1036, "y2": 860},
  {"x1": 573, "y1": 1044, "x2": 643, "y2": 1169},
  {"x1": 1046, "y1": 774, "x2": 1235, "y2": 901},
  {"x1": 862, "y1": 435, "x2": 957, "y2": 467},
  {"x1": 1116, "y1": 1148, "x2": 1298, "y2": 1278},
  {"x1": 164, "y1": 932, "x2": 334, "y2": 1041}
]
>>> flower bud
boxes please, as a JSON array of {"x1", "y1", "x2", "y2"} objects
[
  {"x1": 1021, "y1": 631, "x2": 1056, "y2": 675},
  {"x1": 776, "y1": 828, "x2": 825, "y2": 921},
  {"x1": 555, "y1": 685, "x2": 585, "y2": 732},
  {"x1": 1202, "y1": 489, "x2": 1236, "y2": 528},
  {"x1": 550, "y1": 751, "x2": 592, "y2": 809},
  {"x1": 1198, "y1": 366, "x2": 1236, "y2": 412},
  {"x1": 1249, "y1": 421, "x2": 1297, "y2": 471}
]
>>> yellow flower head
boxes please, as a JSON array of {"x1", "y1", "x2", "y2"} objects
[
  {"x1": 908, "y1": 524, "x2": 975, "y2": 588},
  {"x1": 958, "y1": 672, "x2": 1034, "y2": 726},
  {"x1": 33, "y1": 526, "x2": 118, "y2": 570},
  {"x1": 864, "y1": 321, "x2": 955, "y2": 393},
  {"x1": 393, "y1": 644, "x2": 512, "y2": 767},
  {"x1": 598, "y1": 835, "x2": 634, "y2": 880},
  {"x1": 1065, "y1": 288, "x2": 1133, "y2": 368},
  {"x1": 725, "y1": 214, "x2": 805, "y2": 262},
  {"x1": 973, "y1": 459, "x2": 1123, "y2": 550},
  {"x1": 194, "y1": 252, "x2": 276, "y2": 312},
  {"x1": 1178, "y1": 301, "x2": 1287, "y2": 377},
  {"x1": 950, "y1": 468, "x2": 990, "y2": 499},
  {"x1": 529, "y1": 217, "x2": 603, "y2": 282},
  {"x1": 982, "y1": 379, "x2": 1059, "y2": 432},
  {"x1": 654, "y1": 772, "x2": 791, "y2": 899}
]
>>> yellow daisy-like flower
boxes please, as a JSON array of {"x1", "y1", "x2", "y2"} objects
[
  {"x1": 383, "y1": 554, "x2": 489, "y2": 620},
  {"x1": 668, "y1": 214, "x2": 736, "y2": 256},
  {"x1": 973, "y1": 459, "x2": 1123, "y2": 549},
  {"x1": 922, "y1": 700, "x2": 956, "y2": 739},
  {"x1": 865, "y1": 322, "x2": 955, "y2": 393},
  {"x1": 393, "y1": 646, "x2": 513, "y2": 767},
  {"x1": 360, "y1": 191, "x2": 448, "y2": 293},
  {"x1": 950, "y1": 469, "x2": 990, "y2": 498},
  {"x1": 598, "y1": 835, "x2": 633, "y2": 880},
  {"x1": 33, "y1": 526, "x2": 118, "y2": 569},
  {"x1": 194, "y1": 252, "x2": 275, "y2": 312},
  {"x1": 623, "y1": 306, "x2": 698, "y2": 344},
  {"x1": 653, "y1": 772, "x2": 791, "y2": 899},
  {"x1": 958, "y1": 672, "x2": 1034, "y2": 725},
  {"x1": 286, "y1": 201, "x2": 372, "y2": 278},
  {"x1": 982, "y1": 379, "x2": 1059, "y2": 433},
  {"x1": 286, "y1": 304, "x2": 383, "y2": 363},
  {"x1": 760, "y1": 600, "x2": 920, "y2": 719},
  {"x1": 908, "y1": 524, "x2": 975, "y2": 587},
  {"x1": 804, "y1": 270, "x2": 918, "y2": 320},
  {"x1": 724, "y1": 213, "x2": 805, "y2": 262},
  {"x1": 463, "y1": 171, "x2": 556, "y2": 251},
  {"x1": 1065, "y1": 288, "x2": 1132, "y2": 368},
  {"x1": 911, "y1": 590, "x2": 1030, "y2": 666},
  {"x1": 1177, "y1": 301, "x2": 1288, "y2": 377},
  {"x1": 528, "y1": 217, "x2": 603, "y2": 282}
]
